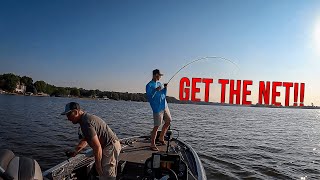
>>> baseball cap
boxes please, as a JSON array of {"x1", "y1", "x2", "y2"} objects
[
  {"x1": 61, "y1": 102, "x2": 80, "y2": 115},
  {"x1": 153, "y1": 69, "x2": 163, "y2": 76}
]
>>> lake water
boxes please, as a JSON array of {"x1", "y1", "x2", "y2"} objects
[{"x1": 0, "y1": 94, "x2": 320, "y2": 179}]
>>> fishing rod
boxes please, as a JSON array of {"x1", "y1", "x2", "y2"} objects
[
  {"x1": 151, "y1": 56, "x2": 239, "y2": 98},
  {"x1": 166, "y1": 56, "x2": 239, "y2": 85}
]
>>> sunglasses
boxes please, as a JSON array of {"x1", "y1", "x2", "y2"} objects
[{"x1": 66, "y1": 111, "x2": 74, "y2": 117}]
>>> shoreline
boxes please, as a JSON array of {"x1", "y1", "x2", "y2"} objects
[{"x1": 1, "y1": 92, "x2": 319, "y2": 110}]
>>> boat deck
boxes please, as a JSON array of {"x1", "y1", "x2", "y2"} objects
[
  {"x1": 118, "y1": 136, "x2": 198, "y2": 180},
  {"x1": 43, "y1": 135, "x2": 203, "y2": 180},
  {"x1": 120, "y1": 136, "x2": 175, "y2": 163}
]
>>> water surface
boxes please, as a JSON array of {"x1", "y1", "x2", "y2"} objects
[{"x1": 0, "y1": 95, "x2": 319, "y2": 179}]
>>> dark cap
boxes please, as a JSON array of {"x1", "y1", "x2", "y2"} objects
[
  {"x1": 61, "y1": 102, "x2": 80, "y2": 115},
  {"x1": 153, "y1": 69, "x2": 163, "y2": 76}
]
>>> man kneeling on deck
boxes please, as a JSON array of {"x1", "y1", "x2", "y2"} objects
[
  {"x1": 61, "y1": 102, "x2": 121, "y2": 180},
  {"x1": 146, "y1": 69, "x2": 172, "y2": 151}
]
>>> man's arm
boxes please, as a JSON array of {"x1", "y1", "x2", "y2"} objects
[
  {"x1": 66, "y1": 139, "x2": 88, "y2": 157},
  {"x1": 88, "y1": 135, "x2": 103, "y2": 176},
  {"x1": 146, "y1": 84, "x2": 161, "y2": 99},
  {"x1": 75, "y1": 139, "x2": 88, "y2": 154}
]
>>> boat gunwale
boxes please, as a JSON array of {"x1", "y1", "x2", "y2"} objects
[
  {"x1": 175, "y1": 138, "x2": 207, "y2": 180},
  {"x1": 42, "y1": 135, "x2": 207, "y2": 180}
]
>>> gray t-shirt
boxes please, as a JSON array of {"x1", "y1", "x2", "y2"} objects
[{"x1": 79, "y1": 112, "x2": 118, "y2": 148}]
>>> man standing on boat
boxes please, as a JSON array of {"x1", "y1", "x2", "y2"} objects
[
  {"x1": 61, "y1": 102, "x2": 121, "y2": 180},
  {"x1": 146, "y1": 69, "x2": 172, "y2": 151}
]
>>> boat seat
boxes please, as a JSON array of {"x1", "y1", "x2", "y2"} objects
[{"x1": 0, "y1": 149, "x2": 43, "y2": 180}]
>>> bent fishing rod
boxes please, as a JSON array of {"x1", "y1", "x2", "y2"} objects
[
  {"x1": 152, "y1": 56, "x2": 239, "y2": 98},
  {"x1": 166, "y1": 56, "x2": 239, "y2": 85}
]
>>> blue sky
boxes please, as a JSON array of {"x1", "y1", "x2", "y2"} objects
[{"x1": 1, "y1": 1, "x2": 320, "y2": 105}]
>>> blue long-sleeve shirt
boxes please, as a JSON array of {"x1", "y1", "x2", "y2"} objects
[{"x1": 146, "y1": 80, "x2": 168, "y2": 113}]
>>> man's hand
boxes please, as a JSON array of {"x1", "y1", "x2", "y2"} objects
[
  {"x1": 67, "y1": 139, "x2": 87, "y2": 158},
  {"x1": 65, "y1": 150, "x2": 77, "y2": 157},
  {"x1": 164, "y1": 83, "x2": 168, "y2": 88}
]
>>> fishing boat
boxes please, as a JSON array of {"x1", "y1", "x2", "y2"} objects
[{"x1": 0, "y1": 131, "x2": 207, "y2": 180}]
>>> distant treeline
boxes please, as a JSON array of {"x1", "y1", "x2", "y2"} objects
[{"x1": 0, "y1": 73, "x2": 180, "y2": 103}]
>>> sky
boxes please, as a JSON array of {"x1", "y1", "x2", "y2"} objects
[{"x1": 1, "y1": 0, "x2": 320, "y2": 105}]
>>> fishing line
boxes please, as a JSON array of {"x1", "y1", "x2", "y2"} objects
[{"x1": 166, "y1": 56, "x2": 239, "y2": 85}]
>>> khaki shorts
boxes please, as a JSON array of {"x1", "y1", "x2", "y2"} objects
[
  {"x1": 100, "y1": 140, "x2": 122, "y2": 180},
  {"x1": 153, "y1": 107, "x2": 172, "y2": 127}
]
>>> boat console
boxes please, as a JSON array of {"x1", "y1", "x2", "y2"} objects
[{"x1": 143, "y1": 152, "x2": 188, "y2": 180}]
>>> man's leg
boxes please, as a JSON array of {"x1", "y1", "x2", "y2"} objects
[
  {"x1": 159, "y1": 107, "x2": 172, "y2": 142},
  {"x1": 151, "y1": 111, "x2": 163, "y2": 149},
  {"x1": 100, "y1": 142, "x2": 119, "y2": 180},
  {"x1": 151, "y1": 126, "x2": 159, "y2": 148}
]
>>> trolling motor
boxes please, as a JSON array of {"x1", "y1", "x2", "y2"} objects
[{"x1": 165, "y1": 126, "x2": 173, "y2": 153}]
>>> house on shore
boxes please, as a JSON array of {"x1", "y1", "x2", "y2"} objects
[{"x1": 15, "y1": 83, "x2": 26, "y2": 94}]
